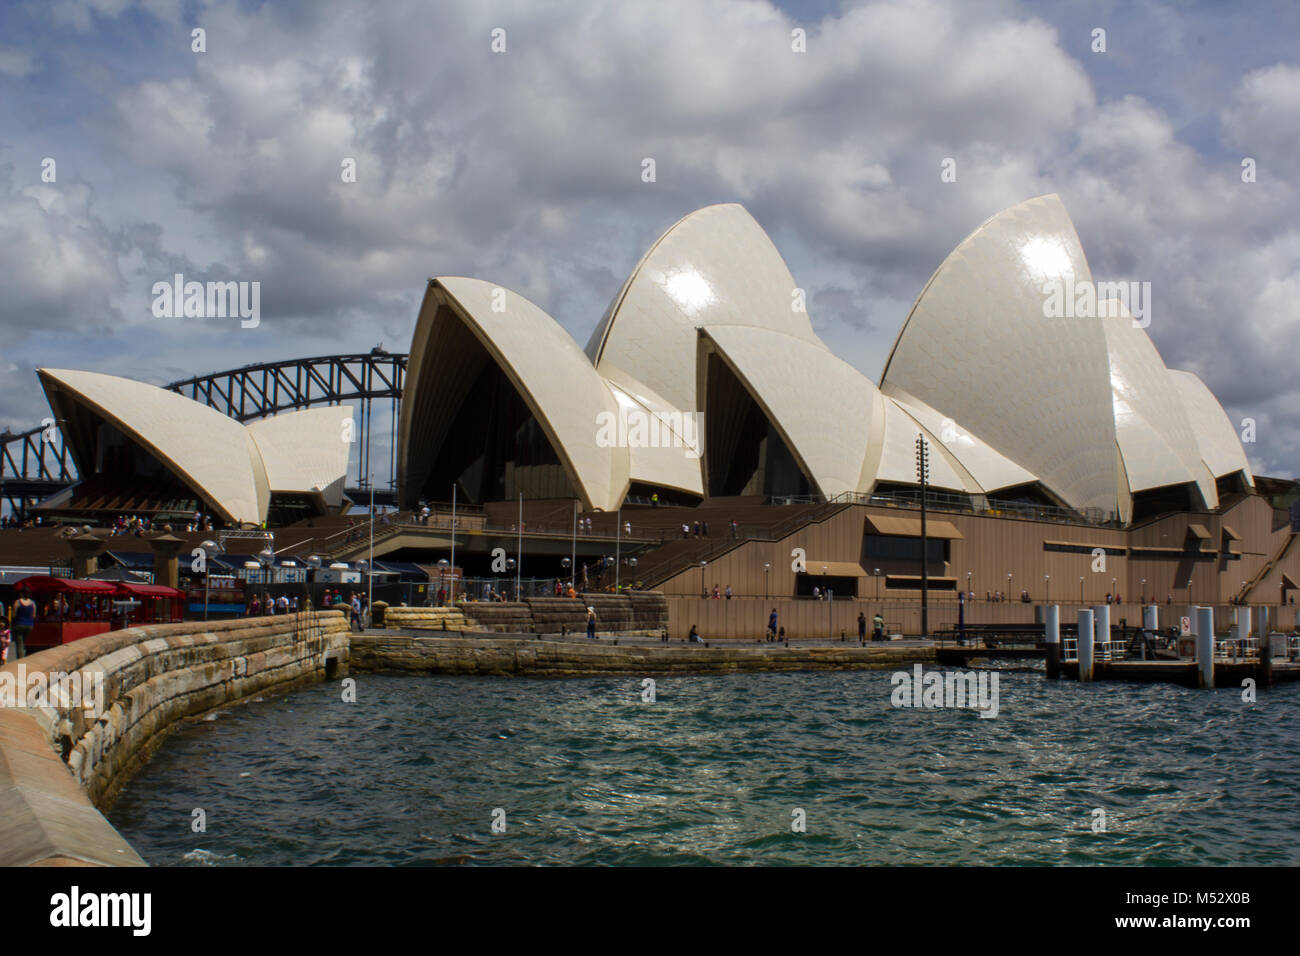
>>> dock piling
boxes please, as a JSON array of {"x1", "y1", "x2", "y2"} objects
[
  {"x1": 1077, "y1": 608, "x2": 1094, "y2": 681},
  {"x1": 1092, "y1": 603, "x2": 1110, "y2": 664},
  {"x1": 1195, "y1": 606, "x2": 1214, "y2": 689},
  {"x1": 1044, "y1": 605, "x2": 1060, "y2": 679}
]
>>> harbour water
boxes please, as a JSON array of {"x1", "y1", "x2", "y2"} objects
[{"x1": 108, "y1": 670, "x2": 1300, "y2": 866}]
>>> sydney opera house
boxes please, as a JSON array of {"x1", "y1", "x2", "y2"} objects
[
  {"x1": 399, "y1": 195, "x2": 1252, "y2": 521},
  {"x1": 8, "y1": 194, "x2": 1296, "y2": 632}
]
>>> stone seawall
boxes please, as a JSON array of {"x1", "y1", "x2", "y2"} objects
[
  {"x1": 0, "y1": 610, "x2": 351, "y2": 866},
  {"x1": 351, "y1": 634, "x2": 932, "y2": 677}
]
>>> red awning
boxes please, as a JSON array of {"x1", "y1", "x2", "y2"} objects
[
  {"x1": 12, "y1": 576, "x2": 120, "y2": 594},
  {"x1": 116, "y1": 582, "x2": 185, "y2": 599}
]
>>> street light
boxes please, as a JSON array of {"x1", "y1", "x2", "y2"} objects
[
  {"x1": 561, "y1": 556, "x2": 571, "y2": 595},
  {"x1": 1044, "y1": 574, "x2": 1050, "y2": 604},
  {"x1": 506, "y1": 558, "x2": 516, "y2": 600},
  {"x1": 200, "y1": 538, "x2": 222, "y2": 620},
  {"x1": 1079, "y1": 576, "x2": 1084, "y2": 604},
  {"x1": 916, "y1": 434, "x2": 930, "y2": 637},
  {"x1": 306, "y1": 554, "x2": 321, "y2": 608},
  {"x1": 570, "y1": 500, "x2": 578, "y2": 591},
  {"x1": 700, "y1": 559, "x2": 708, "y2": 597},
  {"x1": 966, "y1": 570, "x2": 972, "y2": 600},
  {"x1": 763, "y1": 562, "x2": 771, "y2": 600},
  {"x1": 437, "y1": 558, "x2": 449, "y2": 605},
  {"x1": 875, "y1": 568, "x2": 882, "y2": 601}
]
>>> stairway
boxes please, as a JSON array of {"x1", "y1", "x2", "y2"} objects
[{"x1": 1237, "y1": 530, "x2": 1297, "y2": 602}]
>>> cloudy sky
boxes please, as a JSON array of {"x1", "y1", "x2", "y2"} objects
[{"x1": 1, "y1": 0, "x2": 1297, "y2": 488}]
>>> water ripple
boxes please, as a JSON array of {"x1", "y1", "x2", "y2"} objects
[{"x1": 108, "y1": 671, "x2": 1300, "y2": 866}]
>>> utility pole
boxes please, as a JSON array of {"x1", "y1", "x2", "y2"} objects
[
  {"x1": 916, "y1": 434, "x2": 930, "y2": 638},
  {"x1": 367, "y1": 473, "x2": 375, "y2": 626}
]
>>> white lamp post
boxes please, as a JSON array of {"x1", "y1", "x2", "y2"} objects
[{"x1": 201, "y1": 538, "x2": 221, "y2": 620}]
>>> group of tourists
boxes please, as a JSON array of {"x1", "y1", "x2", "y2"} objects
[
  {"x1": 0, "y1": 515, "x2": 42, "y2": 529},
  {"x1": 247, "y1": 592, "x2": 300, "y2": 616}
]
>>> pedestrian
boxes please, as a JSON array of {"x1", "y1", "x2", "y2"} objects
[
  {"x1": 702, "y1": 521, "x2": 709, "y2": 537},
  {"x1": 0, "y1": 623, "x2": 9, "y2": 664},
  {"x1": 693, "y1": 521, "x2": 700, "y2": 537},
  {"x1": 586, "y1": 606, "x2": 597, "y2": 640},
  {"x1": 872, "y1": 612, "x2": 885, "y2": 642},
  {"x1": 731, "y1": 519, "x2": 738, "y2": 538},
  {"x1": 724, "y1": 585, "x2": 733, "y2": 600},
  {"x1": 651, "y1": 493, "x2": 659, "y2": 508},
  {"x1": 624, "y1": 520, "x2": 631, "y2": 537},
  {"x1": 858, "y1": 611, "x2": 867, "y2": 644},
  {"x1": 768, "y1": 607, "x2": 778, "y2": 642},
  {"x1": 711, "y1": 584, "x2": 720, "y2": 599}
]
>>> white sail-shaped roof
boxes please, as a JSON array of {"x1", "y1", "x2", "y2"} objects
[
  {"x1": 37, "y1": 368, "x2": 270, "y2": 525},
  {"x1": 1100, "y1": 304, "x2": 1218, "y2": 508},
  {"x1": 881, "y1": 193, "x2": 1122, "y2": 516},
  {"x1": 699, "y1": 326, "x2": 874, "y2": 498},
  {"x1": 600, "y1": 363, "x2": 704, "y2": 497},
  {"x1": 247, "y1": 407, "x2": 352, "y2": 508},
  {"x1": 880, "y1": 385, "x2": 1039, "y2": 494},
  {"x1": 400, "y1": 277, "x2": 630, "y2": 512},
  {"x1": 1168, "y1": 369, "x2": 1255, "y2": 486},
  {"x1": 587, "y1": 203, "x2": 821, "y2": 413}
]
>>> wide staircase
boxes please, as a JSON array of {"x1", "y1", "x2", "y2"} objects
[
  {"x1": 383, "y1": 591, "x2": 669, "y2": 636},
  {"x1": 1237, "y1": 530, "x2": 1298, "y2": 603},
  {"x1": 632, "y1": 496, "x2": 854, "y2": 588}
]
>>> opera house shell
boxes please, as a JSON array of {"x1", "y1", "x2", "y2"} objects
[
  {"x1": 399, "y1": 195, "x2": 1253, "y2": 525},
  {"x1": 35, "y1": 368, "x2": 351, "y2": 527}
]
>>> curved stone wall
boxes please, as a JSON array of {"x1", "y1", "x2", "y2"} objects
[{"x1": 0, "y1": 610, "x2": 350, "y2": 866}]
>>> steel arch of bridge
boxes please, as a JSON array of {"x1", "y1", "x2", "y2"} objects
[{"x1": 1, "y1": 351, "x2": 408, "y2": 514}]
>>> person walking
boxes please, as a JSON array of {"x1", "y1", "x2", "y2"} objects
[
  {"x1": 872, "y1": 612, "x2": 885, "y2": 642},
  {"x1": 586, "y1": 606, "x2": 597, "y2": 640},
  {"x1": 858, "y1": 611, "x2": 867, "y2": 645},
  {"x1": 10, "y1": 588, "x2": 36, "y2": 659},
  {"x1": 768, "y1": 607, "x2": 778, "y2": 642}
]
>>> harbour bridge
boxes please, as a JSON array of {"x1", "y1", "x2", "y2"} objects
[{"x1": 0, "y1": 350, "x2": 407, "y2": 515}]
